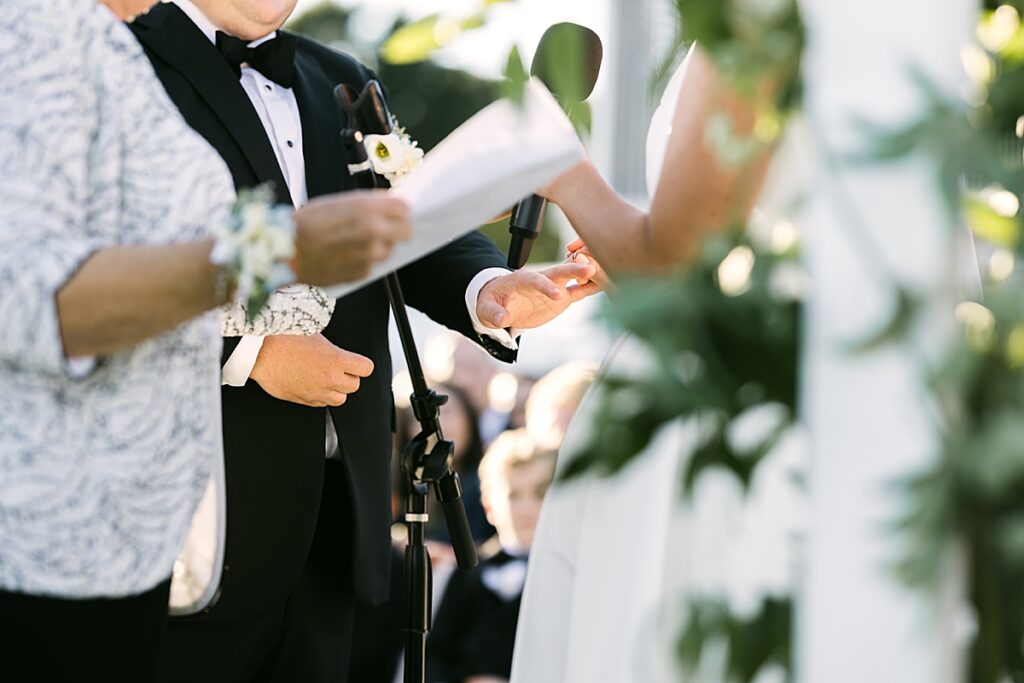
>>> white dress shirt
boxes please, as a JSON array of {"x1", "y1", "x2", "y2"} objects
[{"x1": 172, "y1": 0, "x2": 516, "y2": 458}]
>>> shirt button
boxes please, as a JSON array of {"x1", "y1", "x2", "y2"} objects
[
  {"x1": 286, "y1": 140, "x2": 295, "y2": 148},
  {"x1": 264, "y1": 84, "x2": 272, "y2": 92}
]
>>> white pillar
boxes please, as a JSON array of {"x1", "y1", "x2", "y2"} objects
[{"x1": 798, "y1": 1, "x2": 976, "y2": 681}]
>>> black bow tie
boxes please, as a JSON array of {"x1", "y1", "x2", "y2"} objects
[{"x1": 215, "y1": 31, "x2": 297, "y2": 88}]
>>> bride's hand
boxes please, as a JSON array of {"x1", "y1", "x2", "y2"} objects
[{"x1": 566, "y1": 239, "x2": 613, "y2": 292}]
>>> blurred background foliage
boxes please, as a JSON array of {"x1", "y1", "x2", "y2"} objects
[{"x1": 286, "y1": 1, "x2": 563, "y2": 262}]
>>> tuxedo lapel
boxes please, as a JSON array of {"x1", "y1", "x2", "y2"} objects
[
  {"x1": 291, "y1": 43, "x2": 353, "y2": 199},
  {"x1": 133, "y1": 4, "x2": 291, "y2": 203}
]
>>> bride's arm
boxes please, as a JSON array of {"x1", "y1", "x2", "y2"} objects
[{"x1": 544, "y1": 47, "x2": 775, "y2": 273}]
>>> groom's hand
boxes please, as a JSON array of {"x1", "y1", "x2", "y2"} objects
[
  {"x1": 476, "y1": 263, "x2": 600, "y2": 331},
  {"x1": 292, "y1": 191, "x2": 412, "y2": 286},
  {"x1": 249, "y1": 334, "x2": 374, "y2": 408}
]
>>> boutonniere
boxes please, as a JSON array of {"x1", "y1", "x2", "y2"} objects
[{"x1": 363, "y1": 115, "x2": 425, "y2": 187}]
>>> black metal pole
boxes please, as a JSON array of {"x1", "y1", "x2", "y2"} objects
[
  {"x1": 402, "y1": 483, "x2": 430, "y2": 683},
  {"x1": 334, "y1": 81, "x2": 479, "y2": 683}
]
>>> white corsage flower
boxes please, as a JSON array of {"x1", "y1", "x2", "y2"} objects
[
  {"x1": 363, "y1": 116, "x2": 424, "y2": 187},
  {"x1": 211, "y1": 185, "x2": 297, "y2": 323}
]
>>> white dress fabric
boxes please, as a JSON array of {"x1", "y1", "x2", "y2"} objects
[
  {"x1": 511, "y1": 54, "x2": 805, "y2": 683},
  {"x1": 0, "y1": 0, "x2": 331, "y2": 600}
]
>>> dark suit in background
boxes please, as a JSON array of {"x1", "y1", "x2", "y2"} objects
[
  {"x1": 130, "y1": 4, "x2": 514, "y2": 680},
  {"x1": 426, "y1": 546, "x2": 528, "y2": 683}
]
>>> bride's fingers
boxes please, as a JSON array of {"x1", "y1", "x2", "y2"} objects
[
  {"x1": 568, "y1": 280, "x2": 602, "y2": 301},
  {"x1": 541, "y1": 263, "x2": 596, "y2": 287},
  {"x1": 567, "y1": 238, "x2": 585, "y2": 253},
  {"x1": 568, "y1": 251, "x2": 608, "y2": 287}
]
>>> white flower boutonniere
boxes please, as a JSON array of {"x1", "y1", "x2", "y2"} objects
[{"x1": 363, "y1": 116, "x2": 424, "y2": 187}]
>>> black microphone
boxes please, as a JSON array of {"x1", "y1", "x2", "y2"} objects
[{"x1": 507, "y1": 23, "x2": 603, "y2": 269}]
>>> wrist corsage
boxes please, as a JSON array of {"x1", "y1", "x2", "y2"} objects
[
  {"x1": 362, "y1": 114, "x2": 424, "y2": 187},
  {"x1": 210, "y1": 184, "x2": 297, "y2": 322}
]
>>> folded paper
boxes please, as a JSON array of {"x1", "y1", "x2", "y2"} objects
[{"x1": 324, "y1": 78, "x2": 584, "y2": 299}]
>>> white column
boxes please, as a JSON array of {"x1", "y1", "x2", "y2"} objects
[{"x1": 798, "y1": 1, "x2": 976, "y2": 682}]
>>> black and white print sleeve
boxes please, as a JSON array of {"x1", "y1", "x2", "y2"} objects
[
  {"x1": 221, "y1": 284, "x2": 336, "y2": 337},
  {"x1": 0, "y1": 9, "x2": 103, "y2": 375}
]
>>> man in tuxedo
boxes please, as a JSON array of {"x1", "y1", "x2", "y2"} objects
[{"x1": 128, "y1": 2, "x2": 597, "y2": 681}]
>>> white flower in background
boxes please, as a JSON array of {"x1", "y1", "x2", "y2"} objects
[
  {"x1": 363, "y1": 117, "x2": 424, "y2": 187},
  {"x1": 768, "y1": 261, "x2": 809, "y2": 301},
  {"x1": 726, "y1": 402, "x2": 788, "y2": 456},
  {"x1": 717, "y1": 244, "x2": 756, "y2": 297},
  {"x1": 751, "y1": 663, "x2": 788, "y2": 683}
]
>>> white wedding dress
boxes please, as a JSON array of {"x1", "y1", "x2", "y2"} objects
[{"x1": 511, "y1": 53, "x2": 806, "y2": 683}]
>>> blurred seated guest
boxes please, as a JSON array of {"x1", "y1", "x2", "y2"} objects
[
  {"x1": 426, "y1": 430, "x2": 556, "y2": 683},
  {"x1": 525, "y1": 360, "x2": 599, "y2": 450},
  {"x1": 0, "y1": 1, "x2": 410, "y2": 680},
  {"x1": 483, "y1": 371, "x2": 535, "y2": 446},
  {"x1": 437, "y1": 383, "x2": 494, "y2": 543},
  {"x1": 507, "y1": 373, "x2": 538, "y2": 433},
  {"x1": 425, "y1": 332, "x2": 503, "y2": 442}
]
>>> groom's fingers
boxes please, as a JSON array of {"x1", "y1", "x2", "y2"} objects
[
  {"x1": 478, "y1": 299, "x2": 511, "y2": 328},
  {"x1": 322, "y1": 390, "x2": 351, "y2": 407},
  {"x1": 336, "y1": 350, "x2": 374, "y2": 378}
]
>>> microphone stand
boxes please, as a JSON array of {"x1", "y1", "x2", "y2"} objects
[{"x1": 334, "y1": 82, "x2": 479, "y2": 683}]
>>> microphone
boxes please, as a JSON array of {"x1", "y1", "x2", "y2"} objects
[{"x1": 507, "y1": 23, "x2": 603, "y2": 269}]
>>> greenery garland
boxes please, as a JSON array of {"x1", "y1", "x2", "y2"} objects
[{"x1": 876, "y1": 3, "x2": 1024, "y2": 681}]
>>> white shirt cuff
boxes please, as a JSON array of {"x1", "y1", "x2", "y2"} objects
[
  {"x1": 222, "y1": 336, "x2": 265, "y2": 387},
  {"x1": 466, "y1": 268, "x2": 520, "y2": 351}
]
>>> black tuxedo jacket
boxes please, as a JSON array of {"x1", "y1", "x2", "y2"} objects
[{"x1": 130, "y1": 3, "x2": 513, "y2": 617}]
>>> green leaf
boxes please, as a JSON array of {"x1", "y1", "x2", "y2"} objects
[
  {"x1": 959, "y1": 411, "x2": 1024, "y2": 500},
  {"x1": 501, "y1": 46, "x2": 529, "y2": 108},
  {"x1": 380, "y1": 15, "x2": 444, "y2": 64},
  {"x1": 244, "y1": 288, "x2": 271, "y2": 325},
  {"x1": 965, "y1": 194, "x2": 1021, "y2": 247},
  {"x1": 380, "y1": 14, "x2": 488, "y2": 64},
  {"x1": 678, "y1": 598, "x2": 793, "y2": 683},
  {"x1": 845, "y1": 288, "x2": 919, "y2": 353},
  {"x1": 565, "y1": 101, "x2": 593, "y2": 137}
]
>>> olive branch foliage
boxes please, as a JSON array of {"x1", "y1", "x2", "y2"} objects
[{"x1": 871, "y1": 3, "x2": 1024, "y2": 681}]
